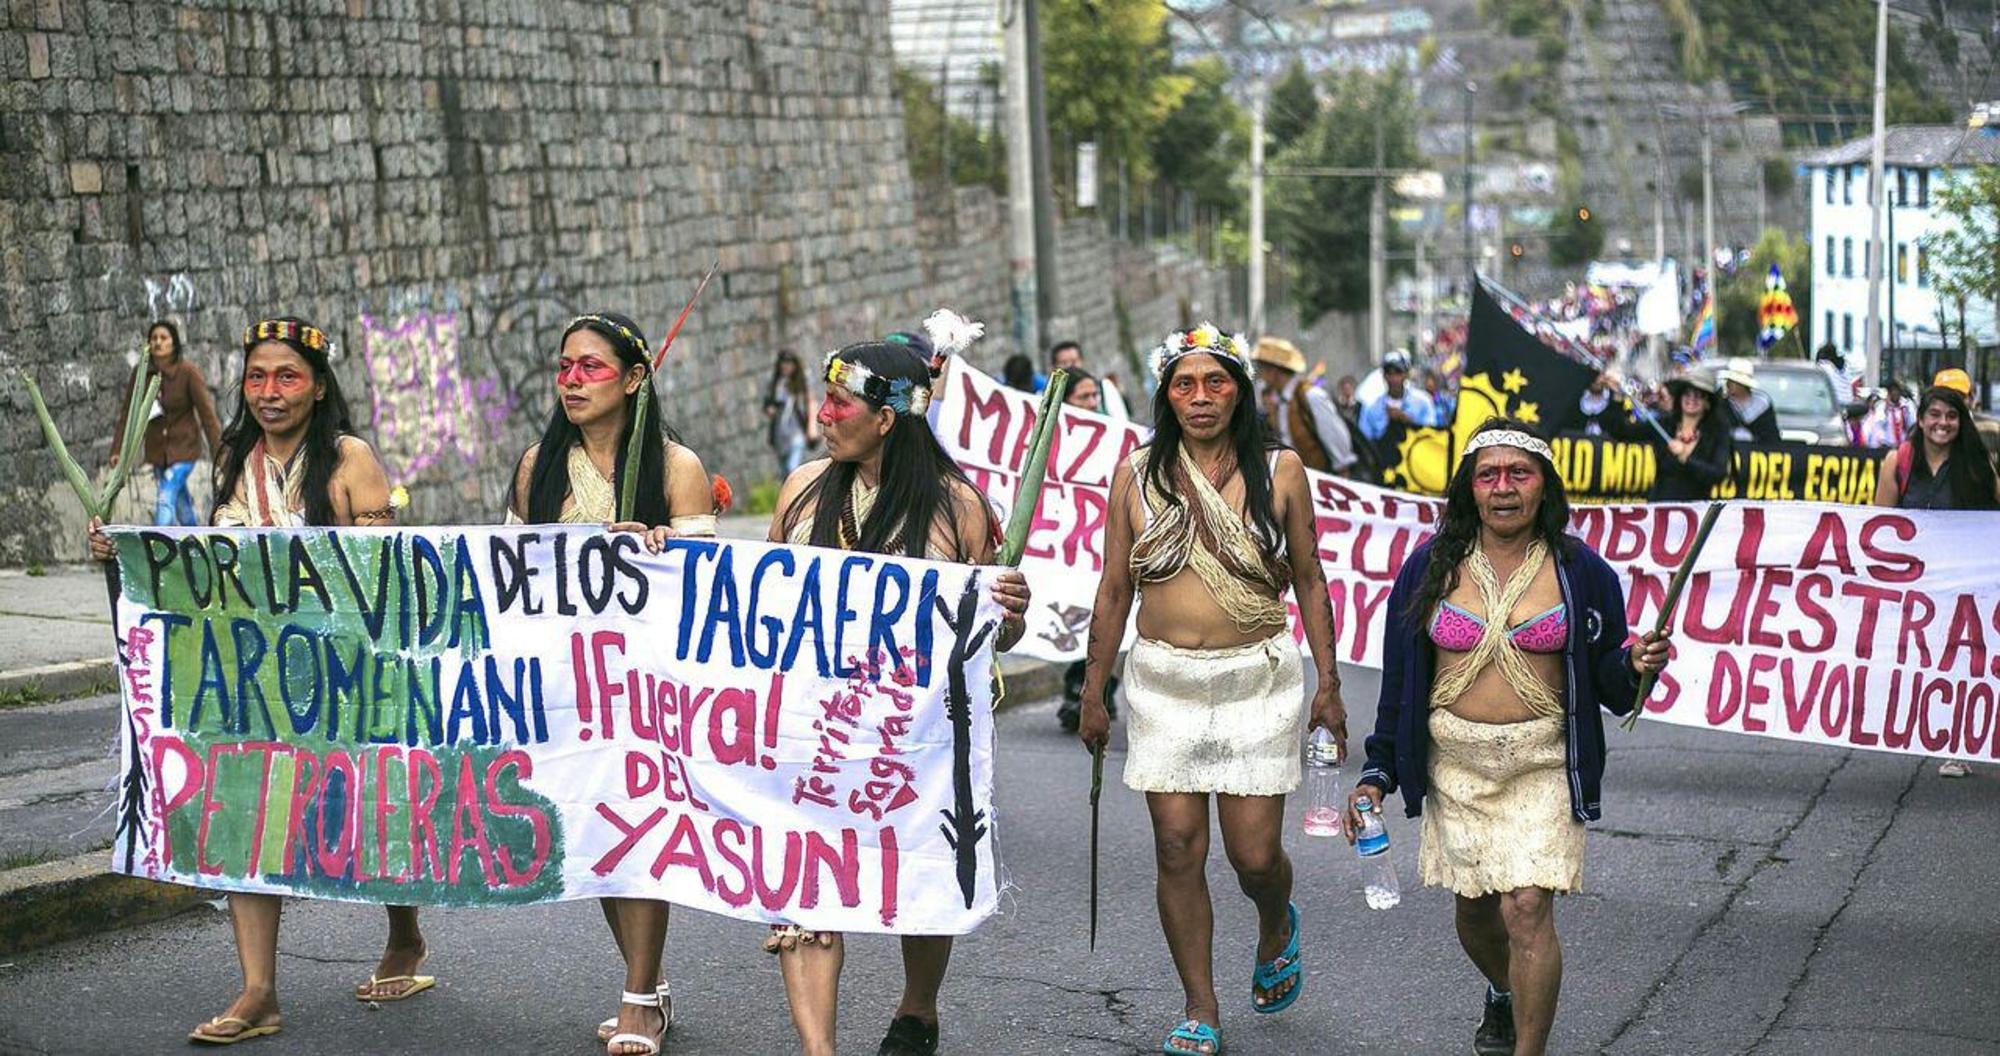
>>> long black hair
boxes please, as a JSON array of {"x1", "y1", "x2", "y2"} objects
[
  {"x1": 1144, "y1": 343, "x2": 1284, "y2": 549},
  {"x1": 213, "y1": 316, "x2": 354, "y2": 527},
  {"x1": 1667, "y1": 374, "x2": 1730, "y2": 437},
  {"x1": 1915, "y1": 385, "x2": 1999, "y2": 510},
  {"x1": 512, "y1": 312, "x2": 675, "y2": 526},
  {"x1": 771, "y1": 349, "x2": 807, "y2": 401},
  {"x1": 148, "y1": 319, "x2": 183, "y2": 363},
  {"x1": 1408, "y1": 417, "x2": 1574, "y2": 629},
  {"x1": 781, "y1": 338, "x2": 992, "y2": 559}
]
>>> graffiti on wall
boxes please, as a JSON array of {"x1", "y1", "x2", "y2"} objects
[{"x1": 359, "y1": 297, "x2": 517, "y2": 485}]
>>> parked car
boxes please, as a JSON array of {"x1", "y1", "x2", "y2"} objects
[{"x1": 1752, "y1": 359, "x2": 1848, "y2": 445}]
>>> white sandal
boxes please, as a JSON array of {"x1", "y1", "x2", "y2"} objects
[
  {"x1": 597, "y1": 982, "x2": 673, "y2": 1043},
  {"x1": 604, "y1": 989, "x2": 667, "y2": 1056}
]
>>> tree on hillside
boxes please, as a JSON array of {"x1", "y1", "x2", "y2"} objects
[
  {"x1": 1041, "y1": 0, "x2": 1191, "y2": 189},
  {"x1": 1267, "y1": 70, "x2": 1420, "y2": 324},
  {"x1": 1716, "y1": 227, "x2": 1813, "y2": 357},
  {"x1": 1151, "y1": 58, "x2": 1249, "y2": 221},
  {"x1": 1921, "y1": 165, "x2": 2000, "y2": 356},
  {"x1": 895, "y1": 67, "x2": 1004, "y2": 190},
  {"x1": 1265, "y1": 62, "x2": 1318, "y2": 152}
]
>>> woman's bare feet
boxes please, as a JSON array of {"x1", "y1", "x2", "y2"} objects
[
  {"x1": 188, "y1": 987, "x2": 281, "y2": 1043},
  {"x1": 355, "y1": 936, "x2": 430, "y2": 1001}
]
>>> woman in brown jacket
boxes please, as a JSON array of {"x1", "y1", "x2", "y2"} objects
[{"x1": 111, "y1": 320, "x2": 223, "y2": 525}]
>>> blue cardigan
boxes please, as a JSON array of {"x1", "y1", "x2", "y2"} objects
[{"x1": 1358, "y1": 536, "x2": 1641, "y2": 823}]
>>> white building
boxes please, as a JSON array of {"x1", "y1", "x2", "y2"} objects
[{"x1": 1803, "y1": 126, "x2": 2000, "y2": 371}]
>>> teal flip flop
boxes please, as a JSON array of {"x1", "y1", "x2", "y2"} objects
[
  {"x1": 1251, "y1": 901, "x2": 1303, "y2": 1014},
  {"x1": 1162, "y1": 1018, "x2": 1222, "y2": 1054}
]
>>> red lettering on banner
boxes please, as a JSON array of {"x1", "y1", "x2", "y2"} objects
[
  {"x1": 1063, "y1": 487, "x2": 1108, "y2": 571},
  {"x1": 1780, "y1": 658, "x2": 1825, "y2": 733},
  {"x1": 1734, "y1": 506, "x2": 1767, "y2": 569},
  {"x1": 648, "y1": 812, "x2": 717, "y2": 888},
  {"x1": 712, "y1": 818, "x2": 754, "y2": 907},
  {"x1": 1058, "y1": 413, "x2": 1107, "y2": 482},
  {"x1": 373, "y1": 746, "x2": 409, "y2": 884},
  {"x1": 1650, "y1": 505, "x2": 1699, "y2": 566},
  {"x1": 1963, "y1": 684, "x2": 1995, "y2": 756},
  {"x1": 1624, "y1": 567, "x2": 1666, "y2": 628},
  {"x1": 485, "y1": 750, "x2": 550, "y2": 885},
  {"x1": 1792, "y1": 574, "x2": 1837, "y2": 652},
  {"x1": 1025, "y1": 484, "x2": 1063, "y2": 561},
  {"x1": 957, "y1": 371, "x2": 1012, "y2": 466},
  {"x1": 406, "y1": 750, "x2": 444, "y2": 880},
  {"x1": 1746, "y1": 569, "x2": 1791, "y2": 649},
  {"x1": 1604, "y1": 508, "x2": 1647, "y2": 562},
  {"x1": 1348, "y1": 583, "x2": 1391, "y2": 663},
  {"x1": 1848, "y1": 670, "x2": 1879, "y2": 746},
  {"x1": 1798, "y1": 513, "x2": 1855, "y2": 576},
  {"x1": 1919, "y1": 674, "x2": 1954, "y2": 753},
  {"x1": 1883, "y1": 673, "x2": 1922, "y2": 750},
  {"x1": 1818, "y1": 663, "x2": 1854, "y2": 738},
  {"x1": 1682, "y1": 572, "x2": 1750, "y2": 645},
  {"x1": 315, "y1": 751, "x2": 361, "y2": 880},
  {"x1": 1942, "y1": 595, "x2": 1990, "y2": 681},
  {"x1": 1708, "y1": 654, "x2": 1742, "y2": 725},
  {"x1": 1897, "y1": 591, "x2": 1937, "y2": 667},
  {"x1": 446, "y1": 754, "x2": 497, "y2": 885},
  {"x1": 1839, "y1": 582, "x2": 1899, "y2": 660},
  {"x1": 1741, "y1": 654, "x2": 1777, "y2": 732},
  {"x1": 1859, "y1": 515, "x2": 1923, "y2": 583}
]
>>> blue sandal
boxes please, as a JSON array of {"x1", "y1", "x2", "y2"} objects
[
  {"x1": 1162, "y1": 1018, "x2": 1222, "y2": 1054},
  {"x1": 1251, "y1": 901, "x2": 1303, "y2": 1014}
]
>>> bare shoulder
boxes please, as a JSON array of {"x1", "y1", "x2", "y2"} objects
[
  {"x1": 334, "y1": 434, "x2": 387, "y2": 476},
  {"x1": 665, "y1": 440, "x2": 708, "y2": 478},
  {"x1": 1270, "y1": 447, "x2": 1309, "y2": 487}
]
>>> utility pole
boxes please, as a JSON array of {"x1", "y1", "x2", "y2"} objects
[
  {"x1": 1249, "y1": 79, "x2": 1267, "y2": 336},
  {"x1": 1864, "y1": 0, "x2": 1889, "y2": 382},
  {"x1": 1652, "y1": 151, "x2": 1667, "y2": 363},
  {"x1": 1024, "y1": 0, "x2": 1059, "y2": 351},
  {"x1": 1462, "y1": 80, "x2": 1477, "y2": 291},
  {"x1": 1370, "y1": 112, "x2": 1387, "y2": 363},
  {"x1": 1701, "y1": 123, "x2": 1715, "y2": 290},
  {"x1": 1001, "y1": 0, "x2": 1039, "y2": 354}
]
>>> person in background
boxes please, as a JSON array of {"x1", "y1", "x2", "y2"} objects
[
  {"x1": 1064, "y1": 368, "x2": 1102, "y2": 414},
  {"x1": 1251, "y1": 335, "x2": 1358, "y2": 477},
  {"x1": 1594, "y1": 368, "x2": 1735, "y2": 501},
  {"x1": 1717, "y1": 358, "x2": 1780, "y2": 444},
  {"x1": 1359, "y1": 351, "x2": 1442, "y2": 470},
  {"x1": 1842, "y1": 396, "x2": 1874, "y2": 447},
  {"x1": 1578, "y1": 372, "x2": 1620, "y2": 437},
  {"x1": 1424, "y1": 368, "x2": 1458, "y2": 427},
  {"x1": 1002, "y1": 352, "x2": 1041, "y2": 394},
  {"x1": 1864, "y1": 378, "x2": 1918, "y2": 447},
  {"x1": 1334, "y1": 374, "x2": 1359, "y2": 412},
  {"x1": 763, "y1": 349, "x2": 820, "y2": 476},
  {"x1": 1348, "y1": 418, "x2": 1668, "y2": 1056},
  {"x1": 1051, "y1": 339, "x2": 1130, "y2": 420},
  {"x1": 1872, "y1": 384, "x2": 2000, "y2": 778},
  {"x1": 1056, "y1": 367, "x2": 1120, "y2": 732},
  {"x1": 110, "y1": 320, "x2": 223, "y2": 525}
]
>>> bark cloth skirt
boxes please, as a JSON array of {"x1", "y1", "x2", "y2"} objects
[
  {"x1": 1121, "y1": 631, "x2": 1306, "y2": 797},
  {"x1": 1418, "y1": 708, "x2": 1585, "y2": 897}
]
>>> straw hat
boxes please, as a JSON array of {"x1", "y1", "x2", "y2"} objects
[
  {"x1": 1667, "y1": 367, "x2": 1720, "y2": 396},
  {"x1": 1717, "y1": 357, "x2": 1757, "y2": 389},
  {"x1": 1251, "y1": 336, "x2": 1307, "y2": 375}
]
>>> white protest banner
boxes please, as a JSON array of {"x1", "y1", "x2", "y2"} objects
[
  {"x1": 933, "y1": 362, "x2": 2000, "y2": 764},
  {"x1": 104, "y1": 526, "x2": 1005, "y2": 935}
]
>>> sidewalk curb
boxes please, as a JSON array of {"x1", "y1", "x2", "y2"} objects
[
  {"x1": 997, "y1": 656, "x2": 1065, "y2": 710},
  {"x1": 0, "y1": 658, "x2": 114, "y2": 702},
  {"x1": 0, "y1": 852, "x2": 210, "y2": 957}
]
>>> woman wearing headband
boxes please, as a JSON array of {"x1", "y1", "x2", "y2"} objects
[
  {"x1": 764, "y1": 315, "x2": 1030, "y2": 1056},
  {"x1": 506, "y1": 311, "x2": 716, "y2": 1055},
  {"x1": 1345, "y1": 418, "x2": 1669, "y2": 1056},
  {"x1": 88, "y1": 317, "x2": 423, "y2": 1045}
]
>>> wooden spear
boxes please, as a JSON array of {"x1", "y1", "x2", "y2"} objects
[
  {"x1": 1622, "y1": 500, "x2": 1725, "y2": 731},
  {"x1": 618, "y1": 260, "x2": 720, "y2": 522}
]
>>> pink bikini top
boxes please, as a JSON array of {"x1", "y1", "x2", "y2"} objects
[{"x1": 1429, "y1": 601, "x2": 1568, "y2": 654}]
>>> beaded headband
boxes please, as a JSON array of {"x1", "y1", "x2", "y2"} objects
[
  {"x1": 567, "y1": 314, "x2": 651, "y2": 365},
  {"x1": 822, "y1": 309, "x2": 984, "y2": 418},
  {"x1": 1148, "y1": 322, "x2": 1251, "y2": 381},
  {"x1": 243, "y1": 319, "x2": 328, "y2": 354},
  {"x1": 1461, "y1": 428, "x2": 1554, "y2": 464}
]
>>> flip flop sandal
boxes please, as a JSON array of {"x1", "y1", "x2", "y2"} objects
[
  {"x1": 1251, "y1": 901, "x2": 1304, "y2": 1015},
  {"x1": 188, "y1": 1017, "x2": 282, "y2": 1045},
  {"x1": 598, "y1": 982, "x2": 674, "y2": 1043},
  {"x1": 606, "y1": 989, "x2": 667, "y2": 1056},
  {"x1": 355, "y1": 974, "x2": 435, "y2": 1002},
  {"x1": 1162, "y1": 1018, "x2": 1222, "y2": 1054}
]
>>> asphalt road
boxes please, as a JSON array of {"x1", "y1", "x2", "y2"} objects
[{"x1": 2, "y1": 664, "x2": 1997, "y2": 1056}]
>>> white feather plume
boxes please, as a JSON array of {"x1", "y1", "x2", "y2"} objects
[{"x1": 922, "y1": 308, "x2": 985, "y2": 356}]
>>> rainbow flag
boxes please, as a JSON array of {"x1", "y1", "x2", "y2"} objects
[
  {"x1": 1756, "y1": 264, "x2": 1798, "y2": 351},
  {"x1": 1689, "y1": 295, "x2": 1715, "y2": 356}
]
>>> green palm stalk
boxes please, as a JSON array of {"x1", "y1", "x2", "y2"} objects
[
  {"x1": 19, "y1": 359, "x2": 160, "y2": 520},
  {"x1": 998, "y1": 368, "x2": 1069, "y2": 567},
  {"x1": 1622, "y1": 500, "x2": 1725, "y2": 731}
]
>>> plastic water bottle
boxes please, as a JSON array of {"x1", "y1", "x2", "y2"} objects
[
  {"x1": 1301, "y1": 727, "x2": 1342, "y2": 837},
  {"x1": 1354, "y1": 796, "x2": 1401, "y2": 909}
]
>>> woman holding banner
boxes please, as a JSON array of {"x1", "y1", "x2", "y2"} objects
[
  {"x1": 765, "y1": 319, "x2": 1030, "y2": 1056},
  {"x1": 1872, "y1": 384, "x2": 2000, "y2": 779},
  {"x1": 1597, "y1": 368, "x2": 1735, "y2": 501},
  {"x1": 88, "y1": 317, "x2": 419, "y2": 1045},
  {"x1": 505, "y1": 311, "x2": 716, "y2": 1055},
  {"x1": 1077, "y1": 324, "x2": 1348, "y2": 1056},
  {"x1": 1344, "y1": 417, "x2": 1669, "y2": 1056}
]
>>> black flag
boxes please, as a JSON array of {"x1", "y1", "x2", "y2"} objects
[{"x1": 1459, "y1": 277, "x2": 1602, "y2": 437}]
